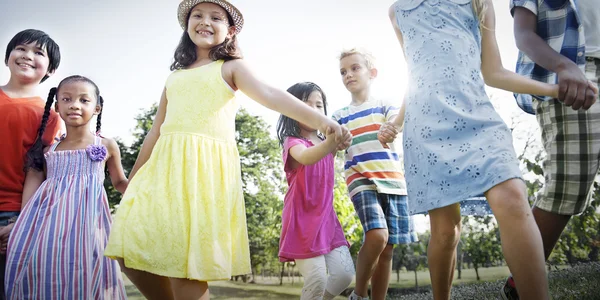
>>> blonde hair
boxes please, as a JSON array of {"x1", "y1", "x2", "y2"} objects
[
  {"x1": 339, "y1": 48, "x2": 376, "y2": 69},
  {"x1": 472, "y1": 0, "x2": 487, "y2": 28}
]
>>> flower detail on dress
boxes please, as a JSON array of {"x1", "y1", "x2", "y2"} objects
[{"x1": 86, "y1": 144, "x2": 107, "y2": 161}]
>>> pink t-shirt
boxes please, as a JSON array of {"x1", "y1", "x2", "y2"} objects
[{"x1": 278, "y1": 137, "x2": 349, "y2": 262}]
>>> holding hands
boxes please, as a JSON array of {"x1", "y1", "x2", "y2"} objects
[
  {"x1": 378, "y1": 121, "x2": 401, "y2": 145},
  {"x1": 556, "y1": 62, "x2": 598, "y2": 110}
]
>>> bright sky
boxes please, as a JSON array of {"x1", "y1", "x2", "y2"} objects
[{"x1": 1, "y1": 0, "x2": 542, "y2": 231}]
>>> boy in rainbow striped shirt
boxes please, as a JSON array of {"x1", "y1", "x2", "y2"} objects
[{"x1": 333, "y1": 48, "x2": 418, "y2": 300}]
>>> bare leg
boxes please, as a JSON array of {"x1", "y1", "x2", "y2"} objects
[
  {"x1": 370, "y1": 244, "x2": 394, "y2": 300},
  {"x1": 170, "y1": 278, "x2": 209, "y2": 300},
  {"x1": 486, "y1": 179, "x2": 548, "y2": 300},
  {"x1": 117, "y1": 258, "x2": 174, "y2": 300},
  {"x1": 427, "y1": 203, "x2": 461, "y2": 300},
  {"x1": 353, "y1": 229, "x2": 388, "y2": 298},
  {"x1": 532, "y1": 207, "x2": 571, "y2": 260}
]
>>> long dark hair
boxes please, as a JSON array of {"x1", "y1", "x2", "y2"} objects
[
  {"x1": 25, "y1": 75, "x2": 104, "y2": 171},
  {"x1": 170, "y1": 13, "x2": 242, "y2": 71},
  {"x1": 5, "y1": 29, "x2": 61, "y2": 83},
  {"x1": 276, "y1": 82, "x2": 327, "y2": 147}
]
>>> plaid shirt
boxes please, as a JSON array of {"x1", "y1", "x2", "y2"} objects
[{"x1": 510, "y1": 0, "x2": 587, "y2": 114}]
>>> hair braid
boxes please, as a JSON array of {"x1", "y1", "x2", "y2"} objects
[
  {"x1": 95, "y1": 95, "x2": 103, "y2": 135},
  {"x1": 25, "y1": 87, "x2": 57, "y2": 171}
]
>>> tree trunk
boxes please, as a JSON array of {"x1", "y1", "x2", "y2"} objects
[
  {"x1": 291, "y1": 265, "x2": 295, "y2": 284},
  {"x1": 414, "y1": 270, "x2": 419, "y2": 292},
  {"x1": 397, "y1": 269, "x2": 400, "y2": 283},
  {"x1": 251, "y1": 266, "x2": 256, "y2": 283},
  {"x1": 457, "y1": 252, "x2": 463, "y2": 280},
  {"x1": 280, "y1": 262, "x2": 285, "y2": 286},
  {"x1": 474, "y1": 265, "x2": 480, "y2": 281}
]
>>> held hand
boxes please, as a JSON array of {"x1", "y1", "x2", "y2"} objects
[
  {"x1": 557, "y1": 62, "x2": 594, "y2": 110},
  {"x1": 335, "y1": 127, "x2": 352, "y2": 151},
  {"x1": 320, "y1": 119, "x2": 344, "y2": 144},
  {"x1": 378, "y1": 122, "x2": 399, "y2": 145},
  {"x1": 0, "y1": 223, "x2": 14, "y2": 254}
]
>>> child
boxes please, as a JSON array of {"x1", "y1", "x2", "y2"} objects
[
  {"x1": 104, "y1": 1, "x2": 350, "y2": 299},
  {"x1": 4, "y1": 75, "x2": 128, "y2": 299},
  {"x1": 333, "y1": 48, "x2": 417, "y2": 300},
  {"x1": 382, "y1": 0, "x2": 566, "y2": 299},
  {"x1": 501, "y1": 1, "x2": 600, "y2": 298},
  {"x1": 276, "y1": 82, "x2": 355, "y2": 300},
  {"x1": 0, "y1": 29, "x2": 61, "y2": 299}
]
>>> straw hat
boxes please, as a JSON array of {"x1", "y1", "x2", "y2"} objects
[{"x1": 177, "y1": 0, "x2": 244, "y2": 34}]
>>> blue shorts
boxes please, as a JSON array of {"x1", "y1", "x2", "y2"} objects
[{"x1": 351, "y1": 191, "x2": 418, "y2": 245}]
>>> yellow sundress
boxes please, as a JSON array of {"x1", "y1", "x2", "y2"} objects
[{"x1": 105, "y1": 60, "x2": 251, "y2": 281}]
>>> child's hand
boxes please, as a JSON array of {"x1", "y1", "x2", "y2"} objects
[
  {"x1": 378, "y1": 122, "x2": 400, "y2": 145},
  {"x1": 589, "y1": 80, "x2": 599, "y2": 97},
  {"x1": 321, "y1": 119, "x2": 345, "y2": 144},
  {"x1": 335, "y1": 127, "x2": 352, "y2": 151},
  {"x1": 0, "y1": 224, "x2": 14, "y2": 254}
]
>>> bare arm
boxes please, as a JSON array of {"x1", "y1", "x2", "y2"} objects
[
  {"x1": 104, "y1": 138, "x2": 128, "y2": 193},
  {"x1": 389, "y1": 4, "x2": 407, "y2": 129},
  {"x1": 481, "y1": 0, "x2": 558, "y2": 98},
  {"x1": 513, "y1": 6, "x2": 596, "y2": 109},
  {"x1": 289, "y1": 137, "x2": 337, "y2": 166},
  {"x1": 129, "y1": 88, "x2": 168, "y2": 180},
  {"x1": 21, "y1": 169, "x2": 45, "y2": 209},
  {"x1": 229, "y1": 60, "x2": 344, "y2": 142}
]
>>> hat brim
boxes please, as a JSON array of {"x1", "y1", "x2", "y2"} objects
[{"x1": 178, "y1": 0, "x2": 243, "y2": 34}]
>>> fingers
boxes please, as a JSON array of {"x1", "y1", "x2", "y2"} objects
[
  {"x1": 563, "y1": 83, "x2": 578, "y2": 107},
  {"x1": 582, "y1": 87, "x2": 597, "y2": 110},
  {"x1": 558, "y1": 81, "x2": 568, "y2": 103},
  {"x1": 589, "y1": 80, "x2": 599, "y2": 95},
  {"x1": 572, "y1": 83, "x2": 588, "y2": 110}
]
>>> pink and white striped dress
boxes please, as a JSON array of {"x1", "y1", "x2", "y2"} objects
[{"x1": 5, "y1": 136, "x2": 126, "y2": 299}]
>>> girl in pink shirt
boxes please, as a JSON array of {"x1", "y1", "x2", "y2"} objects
[{"x1": 276, "y1": 82, "x2": 355, "y2": 300}]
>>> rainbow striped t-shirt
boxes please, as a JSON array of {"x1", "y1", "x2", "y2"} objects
[{"x1": 332, "y1": 99, "x2": 407, "y2": 197}]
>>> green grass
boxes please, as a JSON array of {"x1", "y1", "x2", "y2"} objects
[
  {"x1": 124, "y1": 264, "x2": 599, "y2": 299},
  {"x1": 124, "y1": 266, "x2": 511, "y2": 299}
]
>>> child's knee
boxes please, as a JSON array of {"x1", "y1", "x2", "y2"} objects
[
  {"x1": 364, "y1": 228, "x2": 389, "y2": 248},
  {"x1": 379, "y1": 244, "x2": 394, "y2": 262},
  {"x1": 431, "y1": 225, "x2": 461, "y2": 250}
]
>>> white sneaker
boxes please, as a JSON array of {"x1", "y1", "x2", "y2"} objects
[{"x1": 348, "y1": 291, "x2": 369, "y2": 300}]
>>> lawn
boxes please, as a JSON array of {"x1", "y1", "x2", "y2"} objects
[
  {"x1": 124, "y1": 263, "x2": 599, "y2": 299},
  {"x1": 125, "y1": 266, "x2": 510, "y2": 299}
]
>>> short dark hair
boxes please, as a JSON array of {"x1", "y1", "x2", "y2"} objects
[
  {"x1": 276, "y1": 82, "x2": 328, "y2": 146},
  {"x1": 170, "y1": 13, "x2": 242, "y2": 71},
  {"x1": 5, "y1": 29, "x2": 61, "y2": 83}
]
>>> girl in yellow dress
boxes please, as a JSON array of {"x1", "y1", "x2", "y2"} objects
[{"x1": 104, "y1": 1, "x2": 351, "y2": 299}]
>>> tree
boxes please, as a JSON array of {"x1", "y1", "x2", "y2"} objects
[
  {"x1": 333, "y1": 155, "x2": 363, "y2": 258},
  {"x1": 235, "y1": 108, "x2": 284, "y2": 282},
  {"x1": 103, "y1": 104, "x2": 157, "y2": 208},
  {"x1": 462, "y1": 216, "x2": 502, "y2": 280}
]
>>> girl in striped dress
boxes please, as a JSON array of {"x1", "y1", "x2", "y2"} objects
[{"x1": 3, "y1": 75, "x2": 128, "y2": 299}]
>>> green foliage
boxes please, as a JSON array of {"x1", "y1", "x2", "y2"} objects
[
  {"x1": 333, "y1": 157, "x2": 363, "y2": 258},
  {"x1": 235, "y1": 108, "x2": 284, "y2": 275},
  {"x1": 462, "y1": 216, "x2": 503, "y2": 280},
  {"x1": 103, "y1": 104, "x2": 157, "y2": 208}
]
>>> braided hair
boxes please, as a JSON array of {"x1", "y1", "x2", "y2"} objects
[
  {"x1": 276, "y1": 82, "x2": 327, "y2": 147},
  {"x1": 25, "y1": 75, "x2": 104, "y2": 171}
]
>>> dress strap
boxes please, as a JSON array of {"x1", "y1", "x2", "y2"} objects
[
  {"x1": 94, "y1": 135, "x2": 102, "y2": 145},
  {"x1": 49, "y1": 140, "x2": 61, "y2": 152}
]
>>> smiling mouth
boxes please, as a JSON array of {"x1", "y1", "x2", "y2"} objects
[
  {"x1": 17, "y1": 62, "x2": 35, "y2": 69},
  {"x1": 197, "y1": 30, "x2": 213, "y2": 36}
]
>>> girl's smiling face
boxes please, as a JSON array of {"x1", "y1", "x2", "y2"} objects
[{"x1": 186, "y1": 2, "x2": 235, "y2": 50}]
